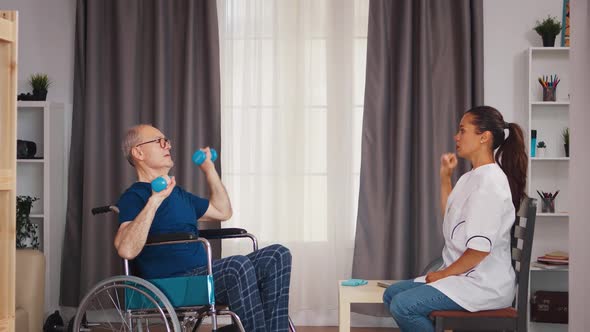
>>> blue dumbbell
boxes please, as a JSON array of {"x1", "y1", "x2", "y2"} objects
[
  {"x1": 151, "y1": 176, "x2": 168, "y2": 193},
  {"x1": 192, "y1": 148, "x2": 217, "y2": 165}
]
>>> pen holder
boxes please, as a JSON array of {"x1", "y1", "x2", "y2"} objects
[
  {"x1": 541, "y1": 198, "x2": 555, "y2": 213},
  {"x1": 542, "y1": 87, "x2": 556, "y2": 102}
]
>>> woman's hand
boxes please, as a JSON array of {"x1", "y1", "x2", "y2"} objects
[
  {"x1": 440, "y1": 153, "x2": 458, "y2": 178},
  {"x1": 426, "y1": 270, "x2": 448, "y2": 283}
]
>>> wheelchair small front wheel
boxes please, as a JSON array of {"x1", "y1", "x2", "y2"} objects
[{"x1": 73, "y1": 275, "x2": 181, "y2": 331}]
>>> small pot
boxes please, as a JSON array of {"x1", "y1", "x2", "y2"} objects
[
  {"x1": 32, "y1": 88, "x2": 48, "y2": 101},
  {"x1": 564, "y1": 143, "x2": 569, "y2": 157},
  {"x1": 542, "y1": 34, "x2": 557, "y2": 47},
  {"x1": 16, "y1": 223, "x2": 40, "y2": 249},
  {"x1": 537, "y1": 147, "x2": 546, "y2": 158}
]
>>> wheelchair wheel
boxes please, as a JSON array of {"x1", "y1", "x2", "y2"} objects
[{"x1": 73, "y1": 275, "x2": 181, "y2": 331}]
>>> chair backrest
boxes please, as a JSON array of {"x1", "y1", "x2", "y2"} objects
[
  {"x1": 511, "y1": 197, "x2": 537, "y2": 328},
  {"x1": 421, "y1": 256, "x2": 444, "y2": 275}
]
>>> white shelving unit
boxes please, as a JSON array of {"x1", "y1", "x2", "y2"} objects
[
  {"x1": 527, "y1": 47, "x2": 569, "y2": 331},
  {"x1": 16, "y1": 101, "x2": 66, "y2": 316}
]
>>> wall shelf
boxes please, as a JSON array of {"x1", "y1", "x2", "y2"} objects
[
  {"x1": 530, "y1": 46, "x2": 570, "y2": 52},
  {"x1": 17, "y1": 100, "x2": 53, "y2": 108},
  {"x1": 530, "y1": 101, "x2": 570, "y2": 106},
  {"x1": 17, "y1": 159, "x2": 45, "y2": 163},
  {"x1": 531, "y1": 157, "x2": 569, "y2": 161},
  {"x1": 531, "y1": 266, "x2": 569, "y2": 272},
  {"x1": 537, "y1": 212, "x2": 569, "y2": 217}
]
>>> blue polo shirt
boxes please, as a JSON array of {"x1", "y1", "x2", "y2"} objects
[{"x1": 117, "y1": 182, "x2": 210, "y2": 279}]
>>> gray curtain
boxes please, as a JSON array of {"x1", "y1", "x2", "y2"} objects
[
  {"x1": 60, "y1": 0, "x2": 221, "y2": 306},
  {"x1": 352, "y1": 0, "x2": 483, "y2": 315}
]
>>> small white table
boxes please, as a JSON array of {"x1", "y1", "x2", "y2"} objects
[{"x1": 338, "y1": 280, "x2": 396, "y2": 332}]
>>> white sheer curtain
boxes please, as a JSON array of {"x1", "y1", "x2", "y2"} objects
[{"x1": 217, "y1": 0, "x2": 371, "y2": 325}]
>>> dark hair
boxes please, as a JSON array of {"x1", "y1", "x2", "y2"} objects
[{"x1": 465, "y1": 106, "x2": 528, "y2": 210}]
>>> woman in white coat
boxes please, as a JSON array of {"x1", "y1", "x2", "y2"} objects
[{"x1": 383, "y1": 106, "x2": 528, "y2": 332}]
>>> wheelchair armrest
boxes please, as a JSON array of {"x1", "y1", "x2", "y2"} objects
[
  {"x1": 199, "y1": 228, "x2": 258, "y2": 251},
  {"x1": 146, "y1": 232, "x2": 198, "y2": 245},
  {"x1": 199, "y1": 228, "x2": 248, "y2": 239},
  {"x1": 145, "y1": 228, "x2": 258, "y2": 251}
]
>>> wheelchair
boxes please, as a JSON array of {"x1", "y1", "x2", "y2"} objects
[{"x1": 72, "y1": 204, "x2": 296, "y2": 332}]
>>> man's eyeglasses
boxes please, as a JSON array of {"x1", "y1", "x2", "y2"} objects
[{"x1": 135, "y1": 137, "x2": 171, "y2": 149}]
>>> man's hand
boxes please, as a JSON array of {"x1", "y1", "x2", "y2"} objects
[
  {"x1": 426, "y1": 270, "x2": 448, "y2": 283},
  {"x1": 116, "y1": 175, "x2": 176, "y2": 260},
  {"x1": 440, "y1": 153, "x2": 458, "y2": 178},
  {"x1": 151, "y1": 175, "x2": 176, "y2": 205},
  {"x1": 198, "y1": 147, "x2": 216, "y2": 173}
]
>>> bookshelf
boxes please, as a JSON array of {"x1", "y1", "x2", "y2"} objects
[
  {"x1": 17, "y1": 101, "x2": 66, "y2": 315},
  {"x1": 527, "y1": 47, "x2": 569, "y2": 331}
]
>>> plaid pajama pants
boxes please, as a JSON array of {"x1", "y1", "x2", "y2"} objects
[{"x1": 184, "y1": 244, "x2": 292, "y2": 332}]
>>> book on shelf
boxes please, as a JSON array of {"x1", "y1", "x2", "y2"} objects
[
  {"x1": 537, "y1": 257, "x2": 569, "y2": 265},
  {"x1": 536, "y1": 250, "x2": 569, "y2": 266},
  {"x1": 532, "y1": 261, "x2": 568, "y2": 270}
]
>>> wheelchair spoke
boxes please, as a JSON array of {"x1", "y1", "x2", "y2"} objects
[
  {"x1": 107, "y1": 287, "x2": 133, "y2": 330},
  {"x1": 115, "y1": 283, "x2": 123, "y2": 313},
  {"x1": 97, "y1": 289, "x2": 121, "y2": 331}
]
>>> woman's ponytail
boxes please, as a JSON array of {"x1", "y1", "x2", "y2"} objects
[{"x1": 495, "y1": 122, "x2": 528, "y2": 210}]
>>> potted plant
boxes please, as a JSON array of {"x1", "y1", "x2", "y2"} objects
[
  {"x1": 533, "y1": 15, "x2": 562, "y2": 47},
  {"x1": 537, "y1": 141, "x2": 547, "y2": 158},
  {"x1": 28, "y1": 73, "x2": 52, "y2": 101},
  {"x1": 562, "y1": 127, "x2": 569, "y2": 157},
  {"x1": 16, "y1": 195, "x2": 40, "y2": 249}
]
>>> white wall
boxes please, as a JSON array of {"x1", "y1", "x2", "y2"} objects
[
  {"x1": 2, "y1": 0, "x2": 75, "y2": 317},
  {"x1": 569, "y1": 0, "x2": 590, "y2": 329},
  {"x1": 2, "y1": 0, "x2": 75, "y2": 103},
  {"x1": 484, "y1": 0, "x2": 564, "y2": 124}
]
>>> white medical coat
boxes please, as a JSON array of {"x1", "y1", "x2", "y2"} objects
[{"x1": 415, "y1": 163, "x2": 516, "y2": 312}]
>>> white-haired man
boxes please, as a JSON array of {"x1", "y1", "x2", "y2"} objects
[{"x1": 115, "y1": 124, "x2": 292, "y2": 332}]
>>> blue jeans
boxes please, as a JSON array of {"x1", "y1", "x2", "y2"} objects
[{"x1": 383, "y1": 279, "x2": 464, "y2": 332}]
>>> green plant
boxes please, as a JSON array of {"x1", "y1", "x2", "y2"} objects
[
  {"x1": 16, "y1": 195, "x2": 39, "y2": 249},
  {"x1": 537, "y1": 141, "x2": 546, "y2": 148},
  {"x1": 533, "y1": 15, "x2": 562, "y2": 37},
  {"x1": 562, "y1": 127, "x2": 569, "y2": 145},
  {"x1": 28, "y1": 73, "x2": 52, "y2": 91}
]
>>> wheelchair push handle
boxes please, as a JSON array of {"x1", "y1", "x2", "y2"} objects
[{"x1": 91, "y1": 205, "x2": 117, "y2": 215}]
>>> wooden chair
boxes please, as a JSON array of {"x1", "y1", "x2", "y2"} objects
[{"x1": 430, "y1": 197, "x2": 537, "y2": 332}]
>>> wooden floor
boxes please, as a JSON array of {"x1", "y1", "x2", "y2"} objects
[
  {"x1": 80, "y1": 323, "x2": 399, "y2": 331},
  {"x1": 88, "y1": 326, "x2": 398, "y2": 332},
  {"x1": 198, "y1": 328, "x2": 399, "y2": 332},
  {"x1": 292, "y1": 328, "x2": 399, "y2": 332}
]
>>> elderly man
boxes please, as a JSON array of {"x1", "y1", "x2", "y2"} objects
[{"x1": 115, "y1": 124, "x2": 292, "y2": 332}]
